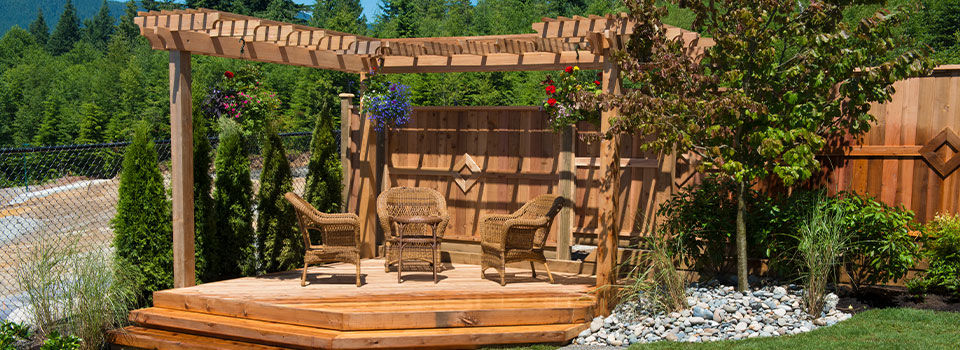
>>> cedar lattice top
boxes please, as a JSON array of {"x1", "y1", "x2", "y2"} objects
[{"x1": 135, "y1": 9, "x2": 712, "y2": 74}]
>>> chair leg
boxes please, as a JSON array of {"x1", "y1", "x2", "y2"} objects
[
  {"x1": 500, "y1": 256, "x2": 506, "y2": 286},
  {"x1": 543, "y1": 261, "x2": 555, "y2": 284},
  {"x1": 356, "y1": 255, "x2": 362, "y2": 287},
  {"x1": 301, "y1": 262, "x2": 309, "y2": 287},
  {"x1": 397, "y1": 243, "x2": 404, "y2": 284},
  {"x1": 530, "y1": 261, "x2": 537, "y2": 278},
  {"x1": 432, "y1": 245, "x2": 438, "y2": 284}
]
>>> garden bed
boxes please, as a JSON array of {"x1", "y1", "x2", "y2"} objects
[{"x1": 836, "y1": 286, "x2": 960, "y2": 314}]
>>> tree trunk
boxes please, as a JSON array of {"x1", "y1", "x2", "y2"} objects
[{"x1": 736, "y1": 181, "x2": 748, "y2": 292}]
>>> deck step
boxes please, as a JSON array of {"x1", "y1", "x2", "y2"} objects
[
  {"x1": 128, "y1": 307, "x2": 588, "y2": 349},
  {"x1": 109, "y1": 326, "x2": 288, "y2": 350},
  {"x1": 154, "y1": 293, "x2": 595, "y2": 330}
]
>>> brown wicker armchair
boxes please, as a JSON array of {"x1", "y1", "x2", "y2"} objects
[
  {"x1": 285, "y1": 192, "x2": 362, "y2": 287},
  {"x1": 480, "y1": 194, "x2": 563, "y2": 286},
  {"x1": 377, "y1": 187, "x2": 450, "y2": 273}
]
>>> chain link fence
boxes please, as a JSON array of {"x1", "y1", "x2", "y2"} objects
[{"x1": 0, "y1": 132, "x2": 314, "y2": 318}]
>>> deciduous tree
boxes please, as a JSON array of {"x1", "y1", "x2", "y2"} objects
[{"x1": 586, "y1": 0, "x2": 932, "y2": 291}]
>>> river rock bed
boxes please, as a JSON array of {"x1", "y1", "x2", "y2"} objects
[{"x1": 572, "y1": 284, "x2": 851, "y2": 347}]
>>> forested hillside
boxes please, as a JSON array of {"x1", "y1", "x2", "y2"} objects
[
  {"x1": 0, "y1": 0, "x2": 126, "y2": 36},
  {"x1": 0, "y1": 0, "x2": 956, "y2": 148}
]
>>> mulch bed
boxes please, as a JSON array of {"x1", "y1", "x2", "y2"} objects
[{"x1": 836, "y1": 286, "x2": 960, "y2": 314}]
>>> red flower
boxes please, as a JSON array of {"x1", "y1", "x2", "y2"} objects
[
  {"x1": 547, "y1": 98, "x2": 557, "y2": 105},
  {"x1": 564, "y1": 66, "x2": 574, "y2": 73},
  {"x1": 224, "y1": 71, "x2": 234, "y2": 79},
  {"x1": 594, "y1": 80, "x2": 601, "y2": 86},
  {"x1": 545, "y1": 85, "x2": 557, "y2": 94}
]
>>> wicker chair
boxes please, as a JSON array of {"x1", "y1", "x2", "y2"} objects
[
  {"x1": 377, "y1": 187, "x2": 450, "y2": 273},
  {"x1": 479, "y1": 194, "x2": 564, "y2": 286},
  {"x1": 285, "y1": 192, "x2": 362, "y2": 287}
]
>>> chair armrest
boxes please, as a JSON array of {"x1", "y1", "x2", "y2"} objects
[
  {"x1": 315, "y1": 217, "x2": 360, "y2": 227},
  {"x1": 504, "y1": 217, "x2": 550, "y2": 230}
]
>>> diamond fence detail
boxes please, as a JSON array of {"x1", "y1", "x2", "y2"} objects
[{"x1": 0, "y1": 132, "x2": 314, "y2": 318}]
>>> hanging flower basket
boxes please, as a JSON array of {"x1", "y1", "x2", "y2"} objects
[
  {"x1": 361, "y1": 68, "x2": 412, "y2": 132},
  {"x1": 541, "y1": 65, "x2": 602, "y2": 131}
]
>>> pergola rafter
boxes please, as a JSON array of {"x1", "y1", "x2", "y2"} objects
[
  {"x1": 138, "y1": 8, "x2": 713, "y2": 315},
  {"x1": 135, "y1": 8, "x2": 712, "y2": 74}
]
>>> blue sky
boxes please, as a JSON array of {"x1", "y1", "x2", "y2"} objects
[{"x1": 291, "y1": 0, "x2": 383, "y2": 21}]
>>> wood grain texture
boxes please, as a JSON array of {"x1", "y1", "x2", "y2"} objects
[
  {"x1": 595, "y1": 56, "x2": 622, "y2": 315},
  {"x1": 169, "y1": 50, "x2": 195, "y2": 288},
  {"x1": 115, "y1": 260, "x2": 593, "y2": 349}
]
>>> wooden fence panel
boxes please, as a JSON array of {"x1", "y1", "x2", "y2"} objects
[
  {"x1": 384, "y1": 106, "x2": 674, "y2": 245},
  {"x1": 345, "y1": 66, "x2": 960, "y2": 256},
  {"x1": 824, "y1": 68, "x2": 960, "y2": 222}
]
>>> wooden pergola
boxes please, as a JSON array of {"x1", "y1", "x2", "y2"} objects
[{"x1": 134, "y1": 8, "x2": 713, "y2": 314}]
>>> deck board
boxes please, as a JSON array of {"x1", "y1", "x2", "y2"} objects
[{"x1": 118, "y1": 260, "x2": 596, "y2": 349}]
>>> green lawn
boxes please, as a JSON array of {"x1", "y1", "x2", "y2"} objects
[
  {"x1": 631, "y1": 308, "x2": 960, "y2": 350},
  {"x1": 485, "y1": 308, "x2": 960, "y2": 350}
]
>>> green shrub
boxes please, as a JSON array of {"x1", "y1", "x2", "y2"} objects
[
  {"x1": 212, "y1": 118, "x2": 256, "y2": 278},
  {"x1": 918, "y1": 214, "x2": 960, "y2": 297},
  {"x1": 658, "y1": 177, "x2": 920, "y2": 289},
  {"x1": 657, "y1": 177, "x2": 791, "y2": 279},
  {"x1": 111, "y1": 123, "x2": 172, "y2": 299},
  {"x1": 192, "y1": 116, "x2": 218, "y2": 283},
  {"x1": 831, "y1": 193, "x2": 920, "y2": 291},
  {"x1": 798, "y1": 195, "x2": 849, "y2": 317},
  {"x1": 303, "y1": 114, "x2": 342, "y2": 214},
  {"x1": 0, "y1": 321, "x2": 30, "y2": 349},
  {"x1": 40, "y1": 331, "x2": 81, "y2": 350},
  {"x1": 256, "y1": 124, "x2": 302, "y2": 273}
]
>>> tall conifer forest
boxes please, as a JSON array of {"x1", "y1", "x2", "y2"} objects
[{"x1": 0, "y1": 0, "x2": 955, "y2": 148}]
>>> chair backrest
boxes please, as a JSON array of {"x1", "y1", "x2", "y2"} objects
[
  {"x1": 517, "y1": 194, "x2": 564, "y2": 248},
  {"x1": 285, "y1": 192, "x2": 317, "y2": 248},
  {"x1": 377, "y1": 187, "x2": 449, "y2": 237},
  {"x1": 285, "y1": 192, "x2": 358, "y2": 248}
]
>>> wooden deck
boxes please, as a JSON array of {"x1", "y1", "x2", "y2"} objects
[{"x1": 110, "y1": 259, "x2": 596, "y2": 349}]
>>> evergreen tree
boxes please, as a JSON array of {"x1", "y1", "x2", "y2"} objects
[
  {"x1": 28, "y1": 9, "x2": 49, "y2": 48},
  {"x1": 112, "y1": 123, "x2": 173, "y2": 300},
  {"x1": 256, "y1": 123, "x2": 301, "y2": 273},
  {"x1": 76, "y1": 102, "x2": 104, "y2": 143},
  {"x1": 212, "y1": 118, "x2": 256, "y2": 278},
  {"x1": 375, "y1": 0, "x2": 416, "y2": 38},
  {"x1": 117, "y1": 0, "x2": 141, "y2": 41},
  {"x1": 33, "y1": 99, "x2": 62, "y2": 146},
  {"x1": 304, "y1": 114, "x2": 342, "y2": 214},
  {"x1": 311, "y1": 0, "x2": 366, "y2": 34},
  {"x1": 192, "y1": 117, "x2": 218, "y2": 282},
  {"x1": 85, "y1": 0, "x2": 117, "y2": 50},
  {"x1": 48, "y1": 0, "x2": 82, "y2": 55},
  {"x1": 142, "y1": 0, "x2": 161, "y2": 11},
  {"x1": 258, "y1": 0, "x2": 303, "y2": 23},
  {"x1": 187, "y1": 0, "x2": 233, "y2": 11}
]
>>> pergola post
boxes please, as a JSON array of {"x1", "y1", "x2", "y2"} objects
[
  {"x1": 556, "y1": 126, "x2": 576, "y2": 260},
  {"x1": 169, "y1": 50, "x2": 195, "y2": 288},
  {"x1": 596, "y1": 54, "x2": 622, "y2": 315},
  {"x1": 339, "y1": 93, "x2": 354, "y2": 212}
]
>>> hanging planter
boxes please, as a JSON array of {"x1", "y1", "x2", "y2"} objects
[
  {"x1": 360, "y1": 68, "x2": 412, "y2": 132},
  {"x1": 541, "y1": 65, "x2": 602, "y2": 131}
]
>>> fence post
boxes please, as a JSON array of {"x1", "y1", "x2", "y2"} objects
[
  {"x1": 339, "y1": 93, "x2": 354, "y2": 213},
  {"x1": 557, "y1": 126, "x2": 575, "y2": 261}
]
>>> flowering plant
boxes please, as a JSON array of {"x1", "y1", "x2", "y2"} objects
[
  {"x1": 201, "y1": 66, "x2": 279, "y2": 135},
  {"x1": 541, "y1": 65, "x2": 602, "y2": 130},
  {"x1": 360, "y1": 68, "x2": 412, "y2": 132}
]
